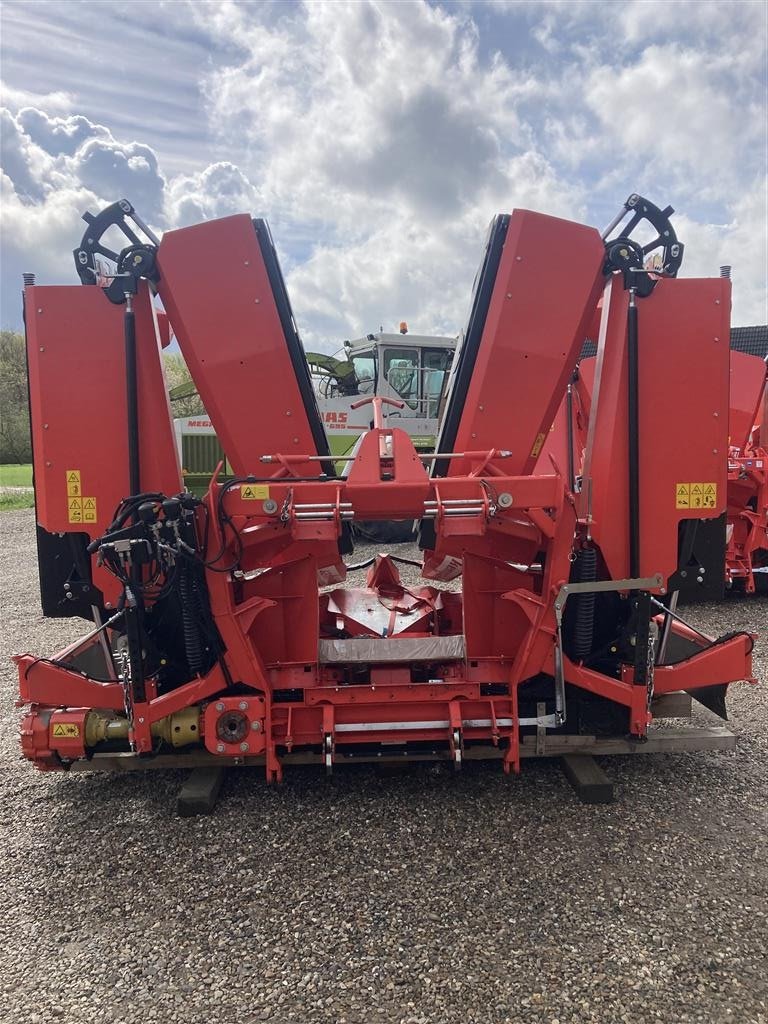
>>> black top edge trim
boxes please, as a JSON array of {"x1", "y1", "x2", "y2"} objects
[
  {"x1": 432, "y1": 215, "x2": 510, "y2": 477},
  {"x1": 252, "y1": 219, "x2": 335, "y2": 476}
]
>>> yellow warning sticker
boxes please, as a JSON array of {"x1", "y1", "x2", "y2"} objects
[
  {"x1": 676, "y1": 482, "x2": 717, "y2": 510},
  {"x1": 240, "y1": 484, "x2": 269, "y2": 500},
  {"x1": 82, "y1": 497, "x2": 97, "y2": 523},
  {"x1": 52, "y1": 723, "x2": 79, "y2": 738},
  {"x1": 66, "y1": 473, "x2": 87, "y2": 521},
  {"x1": 68, "y1": 496, "x2": 83, "y2": 524},
  {"x1": 529, "y1": 433, "x2": 547, "y2": 459}
]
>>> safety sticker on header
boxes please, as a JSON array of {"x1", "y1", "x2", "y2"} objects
[
  {"x1": 675, "y1": 482, "x2": 717, "y2": 510},
  {"x1": 65, "y1": 470, "x2": 97, "y2": 523},
  {"x1": 241, "y1": 484, "x2": 269, "y2": 500}
]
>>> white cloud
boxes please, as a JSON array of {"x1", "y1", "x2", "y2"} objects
[
  {"x1": 184, "y1": 1, "x2": 585, "y2": 345},
  {"x1": 674, "y1": 177, "x2": 768, "y2": 325},
  {"x1": 167, "y1": 161, "x2": 264, "y2": 226},
  {"x1": 0, "y1": 106, "x2": 264, "y2": 326},
  {"x1": 0, "y1": 0, "x2": 765, "y2": 336},
  {"x1": 585, "y1": 44, "x2": 763, "y2": 195},
  {"x1": 0, "y1": 81, "x2": 74, "y2": 114}
]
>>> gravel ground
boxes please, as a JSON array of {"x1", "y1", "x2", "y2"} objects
[{"x1": 1, "y1": 508, "x2": 766, "y2": 1024}]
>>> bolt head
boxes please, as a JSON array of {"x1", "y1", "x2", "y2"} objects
[
  {"x1": 216, "y1": 743, "x2": 225, "y2": 753},
  {"x1": 251, "y1": 720, "x2": 261, "y2": 732},
  {"x1": 239, "y1": 742, "x2": 249, "y2": 752},
  {"x1": 215, "y1": 702, "x2": 225, "y2": 712},
  {"x1": 238, "y1": 701, "x2": 248, "y2": 711}
]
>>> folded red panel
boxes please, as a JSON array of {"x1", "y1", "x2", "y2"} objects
[
  {"x1": 435, "y1": 210, "x2": 605, "y2": 478},
  {"x1": 25, "y1": 282, "x2": 181, "y2": 536},
  {"x1": 156, "y1": 215, "x2": 331, "y2": 477}
]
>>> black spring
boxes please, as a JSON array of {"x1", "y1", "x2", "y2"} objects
[{"x1": 572, "y1": 547, "x2": 597, "y2": 659}]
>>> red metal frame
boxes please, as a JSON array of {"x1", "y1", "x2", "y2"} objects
[
  {"x1": 15, "y1": 209, "x2": 756, "y2": 779},
  {"x1": 726, "y1": 352, "x2": 768, "y2": 592}
]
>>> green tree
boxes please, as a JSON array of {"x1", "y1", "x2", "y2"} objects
[
  {"x1": 0, "y1": 330, "x2": 32, "y2": 463},
  {"x1": 163, "y1": 351, "x2": 205, "y2": 417}
]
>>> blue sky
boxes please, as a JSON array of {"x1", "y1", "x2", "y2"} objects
[{"x1": 1, "y1": 0, "x2": 766, "y2": 348}]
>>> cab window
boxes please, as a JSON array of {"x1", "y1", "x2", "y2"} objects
[
  {"x1": 422, "y1": 348, "x2": 452, "y2": 416},
  {"x1": 351, "y1": 352, "x2": 376, "y2": 394},
  {"x1": 383, "y1": 348, "x2": 419, "y2": 408}
]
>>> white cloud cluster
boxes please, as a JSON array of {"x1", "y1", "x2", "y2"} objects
[
  {"x1": 190, "y1": 0, "x2": 766, "y2": 337},
  {"x1": 0, "y1": 0, "x2": 765, "y2": 341},
  {"x1": 189, "y1": 1, "x2": 590, "y2": 342},
  {"x1": 0, "y1": 102, "x2": 264, "y2": 325}
]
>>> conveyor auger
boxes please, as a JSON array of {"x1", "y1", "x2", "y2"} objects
[{"x1": 15, "y1": 195, "x2": 755, "y2": 779}]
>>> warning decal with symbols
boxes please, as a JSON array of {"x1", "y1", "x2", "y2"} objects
[
  {"x1": 240, "y1": 484, "x2": 269, "y2": 500},
  {"x1": 82, "y1": 497, "x2": 98, "y2": 523},
  {"x1": 52, "y1": 723, "x2": 80, "y2": 738},
  {"x1": 66, "y1": 470, "x2": 98, "y2": 523},
  {"x1": 66, "y1": 469, "x2": 81, "y2": 498},
  {"x1": 529, "y1": 433, "x2": 546, "y2": 459},
  {"x1": 676, "y1": 482, "x2": 717, "y2": 510}
]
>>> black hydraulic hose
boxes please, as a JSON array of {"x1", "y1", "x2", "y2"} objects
[
  {"x1": 124, "y1": 295, "x2": 140, "y2": 498},
  {"x1": 627, "y1": 290, "x2": 640, "y2": 578}
]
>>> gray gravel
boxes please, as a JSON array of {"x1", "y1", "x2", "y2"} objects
[{"x1": 1, "y1": 508, "x2": 766, "y2": 1024}]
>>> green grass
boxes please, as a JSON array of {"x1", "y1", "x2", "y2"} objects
[
  {"x1": 0, "y1": 492, "x2": 34, "y2": 511},
  {"x1": 0, "y1": 463, "x2": 33, "y2": 487}
]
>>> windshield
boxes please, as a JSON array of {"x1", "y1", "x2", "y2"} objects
[{"x1": 352, "y1": 351, "x2": 376, "y2": 394}]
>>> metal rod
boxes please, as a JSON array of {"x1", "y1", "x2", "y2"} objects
[
  {"x1": 58, "y1": 609, "x2": 125, "y2": 659},
  {"x1": 294, "y1": 512, "x2": 354, "y2": 520},
  {"x1": 335, "y1": 718, "x2": 515, "y2": 734},
  {"x1": 649, "y1": 595, "x2": 712, "y2": 642},
  {"x1": 259, "y1": 450, "x2": 512, "y2": 464},
  {"x1": 293, "y1": 503, "x2": 352, "y2": 510},
  {"x1": 656, "y1": 591, "x2": 679, "y2": 664},
  {"x1": 423, "y1": 499, "x2": 485, "y2": 506},
  {"x1": 418, "y1": 450, "x2": 511, "y2": 461},
  {"x1": 627, "y1": 289, "x2": 640, "y2": 578},
  {"x1": 566, "y1": 382, "x2": 576, "y2": 493},
  {"x1": 129, "y1": 209, "x2": 161, "y2": 246},
  {"x1": 601, "y1": 205, "x2": 628, "y2": 240},
  {"x1": 91, "y1": 605, "x2": 118, "y2": 680},
  {"x1": 124, "y1": 294, "x2": 140, "y2": 496}
]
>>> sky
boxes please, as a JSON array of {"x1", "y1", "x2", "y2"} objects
[{"x1": 1, "y1": 0, "x2": 766, "y2": 351}]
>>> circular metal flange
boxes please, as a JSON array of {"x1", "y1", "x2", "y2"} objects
[{"x1": 216, "y1": 710, "x2": 249, "y2": 744}]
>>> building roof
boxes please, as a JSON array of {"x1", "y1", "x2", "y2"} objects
[
  {"x1": 580, "y1": 325, "x2": 767, "y2": 361},
  {"x1": 730, "y1": 325, "x2": 768, "y2": 358}
]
